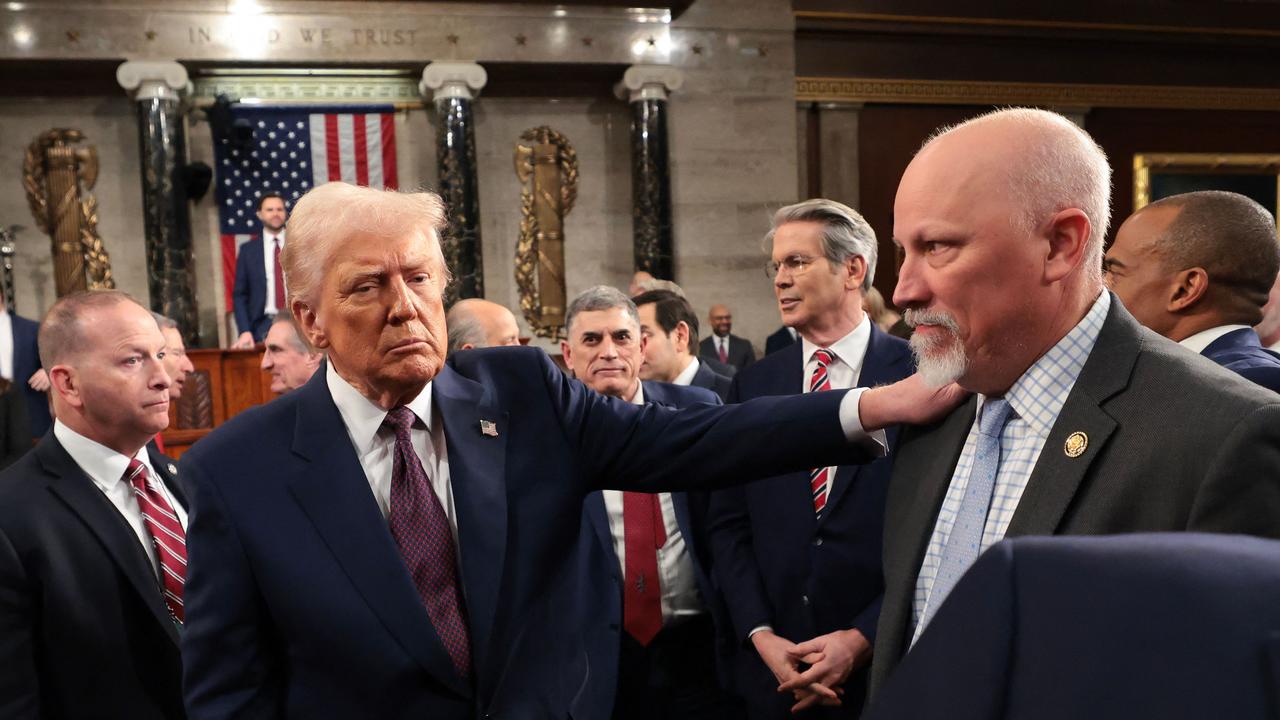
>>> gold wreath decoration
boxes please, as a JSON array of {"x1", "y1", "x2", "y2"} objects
[
  {"x1": 514, "y1": 126, "x2": 578, "y2": 339},
  {"x1": 22, "y1": 129, "x2": 115, "y2": 290}
]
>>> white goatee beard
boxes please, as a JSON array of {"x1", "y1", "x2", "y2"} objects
[{"x1": 905, "y1": 309, "x2": 969, "y2": 388}]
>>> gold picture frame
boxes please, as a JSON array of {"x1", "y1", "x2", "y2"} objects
[{"x1": 1133, "y1": 153, "x2": 1280, "y2": 230}]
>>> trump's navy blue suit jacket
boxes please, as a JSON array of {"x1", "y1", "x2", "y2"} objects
[
  {"x1": 12, "y1": 313, "x2": 49, "y2": 438},
  {"x1": 180, "y1": 347, "x2": 873, "y2": 719},
  {"x1": 231, "y1": 236, "x2": 272, "y2": 342},
  {"x1": 575, "y1": 380, "x2": 724, "y2": 718},
  {"x1": 707, "y1": 323, "x2": 912, "y2": 716},
  {"x1": 1202, "y1": 327, "x2": 1280, "y2": 393},
  {"x1": 865, "y1": 533, "x2": 1280, "y2": 720}
]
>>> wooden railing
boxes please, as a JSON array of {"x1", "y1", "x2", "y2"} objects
[{"x1": 159, "y1": 348, "x2": 277, "y2": 458}]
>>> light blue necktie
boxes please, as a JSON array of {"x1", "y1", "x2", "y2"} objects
[{"x1": 916, "y1": 397, "x2": 1013, "y2": 640}]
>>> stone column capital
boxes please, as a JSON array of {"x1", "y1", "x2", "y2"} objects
[
  {"x1": 616, "y1": 65, "x2": 684, "y2": 103},
  {"x1": 420, "y1": 62, "x2": 488, "y2": 101},
  {"x1": 116, "y1": 61, "x2": 188, "y2": 102}
]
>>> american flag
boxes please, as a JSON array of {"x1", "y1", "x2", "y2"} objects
[{"x1": 213, "y1": 104, "x2": 399, "y2": 308}]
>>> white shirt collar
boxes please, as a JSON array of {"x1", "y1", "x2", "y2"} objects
[
  {"x1": 264, "y1": 228, "x2": 286, "y2": 244},
  {"x1": 53, "y1": 419, "x2": 153, "y2": 495},
  {"x1": 801, "y1": 314, "x2": 871, "y2": 368},
  {"x1": 1179, "y1": 324, "x2": 1250, "y2": 354},
  {"x1": 673, "y1": 356, "x2": 700, "y2": 386},
  {"x1": 325, "y1": 361, "x2": 433, "y2": 457},
  {"x1": 629, "y1": 382, "x2": 645, "y2": 406}
]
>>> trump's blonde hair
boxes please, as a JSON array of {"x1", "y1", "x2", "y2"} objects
[{"x1": 281, "y1": 182, "x2": 450, "y2": 309}]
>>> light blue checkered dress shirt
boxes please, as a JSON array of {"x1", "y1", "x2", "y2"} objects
[{"x1": 910, "y1": 291, "x2": 1111, "y2": 645}]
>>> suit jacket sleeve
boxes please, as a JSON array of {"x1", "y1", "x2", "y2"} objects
[
  {"x1": 1190, "y1": 403, "x2": 1280, "y2": 537},
  {"x1": 705, "y1": 377, "x2": 777, "y2": 642},
  {"x1": 0, "y1": 391, "x2": 30, "y2": 471},
  {"x1": 540, "y1": 353, "x2": 874, "y2": 494},
  {"x1": 181, "y1": 458, "x2": 284, "y2": 718},
  {"x1": 231, "y1": 245, "x2": 253, "y2": 335},
  {"x1": 0, "y1": 526, "x2": 40, "y2": 719}
]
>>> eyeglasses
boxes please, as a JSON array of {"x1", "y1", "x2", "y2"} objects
[{"x1": 765, "y1": 254, "x2": 822, "y2": 280}]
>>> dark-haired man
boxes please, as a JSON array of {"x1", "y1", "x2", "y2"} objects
[
  {"x1": 1105, "y1": 190, "x2": 1280, "y2": 392},
  {"x1": 0, "y1": 291, "x2": 186, "y2": 718},
  {"x1": 634, "y1": 290, "x2": 733, "y2": 400},
  {"x1": 232, "y1": 192, "x2": 289, "y2": 348}
]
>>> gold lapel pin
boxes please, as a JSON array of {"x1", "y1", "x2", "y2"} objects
[
  {"x1": 480, "y1": 420, "x2": 499, "y2": 437},
  {"x1": 1064, "y1": 432, "x2": 1088, "y2": 458}
]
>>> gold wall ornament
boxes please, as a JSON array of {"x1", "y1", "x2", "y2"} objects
[
  {"x1": 22, "y1": 129, "x2": 115, "y2": 295},
  {"x1": 514, "y1": 126, "x2": 578, "y2": 340}
]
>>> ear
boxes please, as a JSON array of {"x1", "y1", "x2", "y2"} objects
[
  {"x1": 1167, "y1": 267, "x2": 1209, "y2": 312},
  {"x1": 559, "y1": 340, "x2": 574, "y2": 375},
  {"x1": 638, "y1": 334, "x2": 649, "y2": 356},
  {"x1": 674, "y1": 321, "x2": 690, "y2": 351},
  {"x1": 460, "y1": 342, "x2": 476, "y2": 351},
  {"x1": 1043, "y1": 208, "x2": 1092, "y2": 283},
  {"x1": 49, "y1": 365, "x2": 83, "y2": 410},
  {"x1": 844, "y1": 255, "x2": 867, "y2": 291},
  {"x1": 293, "y1": 300, "x2": 329, "y2": 350}
]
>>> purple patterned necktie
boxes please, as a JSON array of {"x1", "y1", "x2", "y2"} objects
[{"x1": 383, "y1": 406, "x2": 472, "y2": 679}]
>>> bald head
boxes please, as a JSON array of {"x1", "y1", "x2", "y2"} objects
[
  {"x1": 446, "y1": 299, "x2": 521, "y2": 353},
  {"x1": 1106, "y1": 191, "x2": 1280, "y2": 337},
  {"x1": 629, "y1": 271, "x2": 655, "y2": 297}
]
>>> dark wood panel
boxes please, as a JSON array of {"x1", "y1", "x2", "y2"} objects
[{"x1": 161, "y1": 348, "x2": 276, "y2": 458}]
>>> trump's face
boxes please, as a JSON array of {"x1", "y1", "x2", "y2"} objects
[{"x1": 302, "y1": 229, "x2": 448, "y2": 407}]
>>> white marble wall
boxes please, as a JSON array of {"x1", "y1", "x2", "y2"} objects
[{"x1": 0, "y1": 0, "x2": 800, "y2": 356}]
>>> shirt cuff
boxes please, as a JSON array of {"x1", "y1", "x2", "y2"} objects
[
  {"x1": 839, "y1": 387, "x2": 888, "y2": 457},
  {"x1": 747, "y1": 625, "x2": 774, "y2": 641}
]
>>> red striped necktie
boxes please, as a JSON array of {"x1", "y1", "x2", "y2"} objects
[
  {"x1": 809, "y1": 348, "x2": 835, "y2": 515},
  {"x1": 126, "y1": 459, "x2": 186, "y2": 623},
  {"x1": 622, "y1": 491, "x2": 667, "y2": 646}
]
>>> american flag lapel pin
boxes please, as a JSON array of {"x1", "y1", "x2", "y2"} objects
[{"x1": 480, "y1": 420, "x2": 499, "y2": 437}]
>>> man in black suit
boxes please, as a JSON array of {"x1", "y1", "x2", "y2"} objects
[
  {"x1": 866, "y1": 534, "x2": 1280, "y2": 720},
  {"x1": 231, "y1": 192, "x2": 289, "y2": 348},
  {"x1": 709, "y1": 198, "x2": 913, "y2": 718},
  {"x1": 765, "y1": 325, "x2": 799, "y2": 356},
  {"x1": 635, "y1": 289, "x2": 734, "y2": 400},
  {"x1": 0, "y1": 296, "x2": 51, "y2": 437},
  {"x1": 841, "y1": 107, "x2": 1280, "y2": 701},
  {"x1": 1104, "y1": 190, "x2": 1280, "y2": 392},
  {"x1": 562, "y1": 285, "x2": 739, "y2": 720},
  {"x1": 0, "y1": 290, "x2": 187, "y2": 718},
  {"x1": 700, "y1": 304, "x2": 756, "y2": 372}
]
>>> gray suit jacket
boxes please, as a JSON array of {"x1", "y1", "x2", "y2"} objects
[{"x1": 869, "y1": 295, "x2": 1280, "y2": 698}]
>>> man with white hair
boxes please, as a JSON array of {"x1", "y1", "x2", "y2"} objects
[
  {"x1": 178, "y1": 182, "x2": 962, "y2": 719},
  {"x1": 787, "y1": 107, "x2": 1280, "y2": 701}
]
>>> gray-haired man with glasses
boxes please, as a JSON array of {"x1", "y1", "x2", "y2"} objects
[{"x1": 708, "y1": 199, "x2": 914, "y2": 718}]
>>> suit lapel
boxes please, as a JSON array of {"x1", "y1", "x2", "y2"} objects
[
  {"x1": 433, "y1": 366, "x2": 508, "y2": 693},
  {"x1": 288, "y1": 374, "x2": 472, "y2": 699},
  {"x1": 1005, "y1": 300, "x2": 1137, "y2": 536},
  {"x1": 147, "y1": 445, "x2": 188, "y2": 510},
  {"x1": 38, "y1": 436, "x2": 180, "y2": 647}
]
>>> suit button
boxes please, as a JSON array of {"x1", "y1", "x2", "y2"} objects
[
  {"x1": 812, "y1": 537, "x2": 824, "y2": 547},
  {"x1": 801, "y1": 595, "x2": 810, "y2": 606}
]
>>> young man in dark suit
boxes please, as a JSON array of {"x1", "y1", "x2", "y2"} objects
[
  {"x1": 0, "y1": 290, "x2": 187, "y2": 718},
  {"x1": 709, "y1": 198, "x2": 912, "y2": 718},
  {"x1": 853, "y1": 108, "x2": 1280, "y2": 701},
  {"x1": 562, "y1": 285, "x2": 739, "y2": 720},
  {"x1": 1104, "y1": 190, "x2": 1280, "y2": 393},
  {"x1": 634, "y1": 289, "x2": 733, "y2": 401},
  {"x1": 700, "y1": 304, "x2": 756, "y2": 372},
  {"x1": 179, "y1": 182, "x2": 963, "y2": 720},
  {"x1": 231, "y1": 192, "x2": 289, "y2": 347}
]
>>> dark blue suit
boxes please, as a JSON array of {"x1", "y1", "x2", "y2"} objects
[
  {"x1": 765, "y1": 326, "x2": 798, "y2": 356},
  {"x1": 231, "y1": 236, "x2": 272, "y2": 342},
  {"x1": 690, "y1": 361, "x2": 732, "y2": 401},
  {"x1": 180, "y1": 347, "x2": 873, "y2": 719},
  {"x1": 12, "y1": 313, "x2": 49, "y2": 438},
  {"x1": 866, "y1": 533, "x2": 1280, "y2": 720},
  {"x1": 708, "y1": 324, "x2": 913, "y2": 718},
  {"x1": 576, "y1": 380, "x2": 731, "y2": 719},
  {"x1": 1202, "y1": 327, "x2": 1280, "y2": 393}
]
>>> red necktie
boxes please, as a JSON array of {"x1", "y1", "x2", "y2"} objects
[
  {"x1": 272, "y1": 236, "x2": 286, "y2": 310},
  {"x1": 622, "y1": 491, "x2": 666, "y2": 646},
  {"x1": 718, "y1": 339, "x2": 728, "y2": 364},
  {"x1": 383, "y1": 407, "x2": 472, "y2": 678},
  {"x1": 126, "y1": 459, "x2": 186, "y2": 623},
  {"x1": 809, "y1": 348, "x2": 835, "y2": 515}
]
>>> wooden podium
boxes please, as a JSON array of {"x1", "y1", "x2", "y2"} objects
[{"x1": 159, "y1": 348, "x2": 276, "y2": 458}]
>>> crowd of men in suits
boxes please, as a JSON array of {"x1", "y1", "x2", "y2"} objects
[{"x1": 1, "y1": 106, "x2": 1280, "y2": 720}]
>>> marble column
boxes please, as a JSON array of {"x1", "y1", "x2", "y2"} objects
[
  {"x1": 117, "y1": 60, "x2": 198, "y2": 343},
  {"x1": 421, "y1": 62, "x2": 487, "y2": 305},
  {"x1": 618, "y1": 65, "x2": 683, "y2": 281}
]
